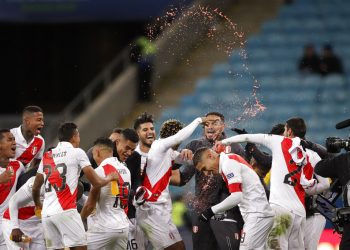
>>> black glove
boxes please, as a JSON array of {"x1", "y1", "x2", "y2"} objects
[
  {"x1": 300, "y1": 140, "x2": 313, "y2": 151},
  {"x1": 199, "y1": 208, "x2": 214, "y2": 222},
  {"x1": 231, "y1": 128, "x2": 248, "y2": 134}
]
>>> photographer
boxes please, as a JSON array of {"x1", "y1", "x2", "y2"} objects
[{"x1": 314, "y1": 119, "x2": 350, "y2": 250}]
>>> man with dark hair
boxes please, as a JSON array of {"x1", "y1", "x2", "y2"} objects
[
  {"x1": 298, "y1": 44, "x2": 321, "y2": 74},
  {"x1": 81, "y1": 137, "x2": 131, "y2": 250},
  {"x1": 0, "y1": 129, "x2": 25, "y2": 249},
  {"x1": 170, "y1": 111, "x2": 245, "y2": 250},
  {"x1": 136, "y1": 116, "x2": 208, "y2": 250},
  {"x1": 109, "y1": 128, "x2": 123, "y2": 142},
  {"x1": 320, "y1": 44, "x2": 344, "y2": 75},
  {"x1": 218, "y1": 117, "x2": 329, "y2": 249},
  {"x1": 11, "y1": 106, "x2": 45, "y2": 168},
  {"x1": 193, "y1": 147, "x2": 274, "y2": 250},
  {"x1": 32, "y1": 122, "x2": 118, "y2": 250}
]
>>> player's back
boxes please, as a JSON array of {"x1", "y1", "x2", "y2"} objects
[
  {"x1": 269, "y1": 135, "x2": 313, "y2": 217},
  {"x1": 39, "y1": 141, "x2": 90, "y2": 217},
  {"x1": 90, "y1": 157, "x2": 131, "y2": 231},
  {"x1": 226, "y1": 154, "x2": 273, "y2": 217}
]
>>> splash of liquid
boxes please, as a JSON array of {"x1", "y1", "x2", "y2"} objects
[{"x1": 145, "y1": 4, "x2": 266, "y2": 126}]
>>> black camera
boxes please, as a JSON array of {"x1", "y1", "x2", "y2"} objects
[{"x1": 326, "y1": 137, "x2": 350, "y2": 153}]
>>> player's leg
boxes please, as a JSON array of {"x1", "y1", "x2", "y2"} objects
[
  {"x1": 128, "y1": 218, "x2": 148, "y2": 250},
  {"x1": 210, "y1": 220, "x2": 240, "y2": 250},
  {"x1": 267, "y1": 204, "x2": 294, "y2": 250},
  {"x1": 41, "y1": 216, "x2": 65, "y2": 250},
  {"x1": 115, "y1": 229, "x2": 129, "y2": 250},
  {"x1": 240, "y1": 214, "x2": 274, "y2": 250},
  {"x1": 288, "y1": 214, "x2": 305, "y2": 249},
  {"x1": 191, "y1": 215, "x2": 218, "y2": 250},
  {"x1": 304, "y1": 213, "x2": 326, "y2": 250},
  {"x1": 54, "y1": 210, "x2": 87, "y2": 249}
]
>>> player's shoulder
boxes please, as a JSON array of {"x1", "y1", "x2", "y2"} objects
[
  {"x1": 72, "y1": 147, "x2": 88, "y2": 156},
  {"x1": 35, "y1": 134, "x2": 45, "y2": 142}
]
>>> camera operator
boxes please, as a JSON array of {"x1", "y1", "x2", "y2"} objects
[{"x1": 314, "y1": 118, "x2": 350, "y2": 250}]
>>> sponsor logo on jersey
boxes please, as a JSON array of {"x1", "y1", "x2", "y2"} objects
[
  {"x1": 227, "y1": 173, "x2": 235, "y2": 179},
  {"x1": 169, "y1": 232, "x2": 175, "y2": 240}
]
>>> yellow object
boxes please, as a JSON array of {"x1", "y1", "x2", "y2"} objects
[
  {"x1": 34, "y1": 207, "x2": 42, "y2": 218},
  {"x1": 264, "y1": 171, "x2": 271, "y2": 186},
  {"x1": 111, "y1": 181, "x2": 119, "y2": 196},
  {"x1": 10, "y1": 234, "x2": 32, "y2": 243},
  {"x1": 172, "y1": 201, "x2": 187, "y2": 227}
]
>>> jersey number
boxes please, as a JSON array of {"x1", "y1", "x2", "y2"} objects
[
  {"x1": 43, "y1": 163, "x2": 67, "y2": 192},
  {"x1": 113, "y1": 182, "x2": 130, "y2": 209},
  {"x1": 283, "y1": 166, "x2": 302, "y2": 187}
]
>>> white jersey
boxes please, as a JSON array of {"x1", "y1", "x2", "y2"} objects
[
  {"x1": 218, "y1": 153, "x2": 274, "y2": 217},
  {"x1": 88, "y1": 157, "x2": 131, "y2": 231},
  {"x1": 0, "y1": 160, "x2": 25, "y2": 216},
  {"x1": 143, "y1": 117, "x2": 202, "y2": 205},
  {"x1": 3, "y1": 176, "x2": 45, "y2": 227},
  {"x1": 222, "y1": 134, "x2": 320, "y2": 217},
  {"x1": 11, "y1": 126, "x2": 45, "y2": 167},
  {"x1": 37, "y1": 142, "x2": 90, "y2": 217}
]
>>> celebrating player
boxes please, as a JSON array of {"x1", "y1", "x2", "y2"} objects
[{"x1": 32, "y1": 122, "x2": 118, "y2": 250}]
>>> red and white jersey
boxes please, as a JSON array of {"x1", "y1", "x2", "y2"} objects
[
  {"x1": 11, "y1": 126, "x2": 45, "y2": 167},
  {"x1": 219, "y1": 153, "x2": 274, "y2": 217},
  {"x1": 37, "y1": 141, "x2": 90, "y2": 217},
  {"x1": 222, "y1": 134, "x2": 320, "y2": 217},
  {"x1": 143, "y1": 117, "x2": 203, "y2": 205},
  {"x1": 0, "y1": 160, "x2": 25, "y2": 216},
  {"x1": 89, "y1": 157, "x2": 131, "y2": 231},
  {"x1": 3, "y1": 176, "x2": 45, "y2": 227}
]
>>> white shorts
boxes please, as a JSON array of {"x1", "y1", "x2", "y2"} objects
[
  {"x1": 128, "y1": 218, "x2": 148, "y2": 250},
  {"x1": 87, "y1": 228, "x2": 128, "y2": 250},
  {"x1": 2, "y1": 218, "x2": 45, "y2": 250},
  {"x1": 0, "y1": 221, "x2": 5, "y2": 250},
  {"x1": 304, "y1": 213, "x2": 326, "y2": 250},
  {"x1": 42, "y1": 209, "x2": 87, "y2": 249},
  {"x1": 240, "y1": 214, "x2": 274, "y2": 250},
  {"x1": 267, "y1": 204, "x2": 305, "y2": 250},
  {"x1": 136, "y1": 203, "x2": 182, "y2": 250}
]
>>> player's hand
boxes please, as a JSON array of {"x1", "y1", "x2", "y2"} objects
[
  {"x1": 10, "y1": 228, "x2": 24, "y2": 242},
  {"x1": 231, "y1": 127, "x2": 248, "y2": 135},
  {"x1": 179, "y1": 149, "x2": 193, "y2": 161},
  {"x1": 199, "y1": 208, "x2": 214, "y2": 222},
  {"x1": 0, "y1": 169, "x2": 14, "y2": 184},
  {"x1": 213, "y1": 141, "x2": 225, "y2": 153},
  {"x1": 134, "y1": 186, "x2": 150, "y2": 206},
  {"x1": 107, "y1": 172, "x2": 119, "y2": 182},
  {"x1": 200, "y1": 116, "x2": 209, "y2": 126}
]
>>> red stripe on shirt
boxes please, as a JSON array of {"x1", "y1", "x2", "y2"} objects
[
  {"x1": 143, "y1": 165, "x2": 172, "y2": 202},
  {"x1": 221, "y1": 172, "x2": 242, "y2": 193},
  {"x1": 228, "y1": 154, "x2": 253, "y2": 169},
  {"x1": 103, "y1": 164, "x2": 128, "y2": 214},
  {"x1": 281, "y1": 138, "x2": 306, "y2": 208},
  {"x1": 3, "y1": 206, "x2": 36, "y2": 220},
  {"x1": 17, "y1": 137, "x2": 43, "y2": 165},
  {"x1": 0, "y1": 161, "x2": 21, "y2": 205},
  {"x1": 43, "y1": 153, "x2": 77, "y2": 211}
]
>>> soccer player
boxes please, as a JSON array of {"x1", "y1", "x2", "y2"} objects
[
  {"x1": 11, "y1": 106, "x2": 45, "y2": 168},
  {"x1": 193, "y1": 148, "x2": 274, "y2": 250},
  {"x1": 170, "y1": 112, "x2": 245, "y2": 250},
  {"x1": 136, "y1": 116, "x2": 208, "y2": 250},
  {"x1": 218, "y1": 117, "x2": 326, "y2": 249},
  {"x1": 2, "y1": 176, "x2": 45, "y2": 250},
  {"x1": 0, "y1": 129, "x2": 25, "y2": 250},
  {"x1": 81, "y1": 138, "x2": 131, "y2": 250},
  {"x1": 32, "y1": 122, "x2": 118, "y2": 250}
]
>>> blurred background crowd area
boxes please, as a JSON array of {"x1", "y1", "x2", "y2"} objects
[{"x1": 1, "y1": 0, "x2": 349, "y2": 248}]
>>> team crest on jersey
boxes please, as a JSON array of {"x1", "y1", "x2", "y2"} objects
[
  {"x1": 234, "y1": 233, "x2": 240, "y2": 240},
  {"x1": 192, "y1": 226, "x2": 198, "y2": 233},
  {"x1": 31, "y1": 146, "x2": 38, "y2": 155},
  {"x1": 227, "y1": 173, "x2": 235, "y2": 179}
]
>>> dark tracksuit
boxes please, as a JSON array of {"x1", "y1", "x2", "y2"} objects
[{"x1": 179, "y1": 135, "x2": 245, "y2": 250}]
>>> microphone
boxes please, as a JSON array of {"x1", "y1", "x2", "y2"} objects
[{"x1": 335, "y1": 119, "x2": 350, "y2": 129}]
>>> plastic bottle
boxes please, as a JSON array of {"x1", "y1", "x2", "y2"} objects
[
  {"x1": 111, "y1": 181, "x2": 119, "y2": 196},
  {"x1": 10, "y1": 234, "x2": 32, "y2": 243}
]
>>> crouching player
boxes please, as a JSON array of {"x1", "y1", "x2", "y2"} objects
[{"x1": 193, "y1": 147, "x2": 274, "y2": 250}]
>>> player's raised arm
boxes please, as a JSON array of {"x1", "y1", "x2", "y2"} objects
[
  {"x1": 159, "y1": 117, "x2": 206, "y2": 150},
  {"x1": 221, "y1": 134, "x2": 278, "y2": 150},
  {"x1": 82, "y1": 165, "x2": 118, "y2": 188}
]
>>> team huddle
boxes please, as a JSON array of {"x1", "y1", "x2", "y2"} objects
[{"x1": 0, "y1": 105, "x2": 331, "y2": 250}]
